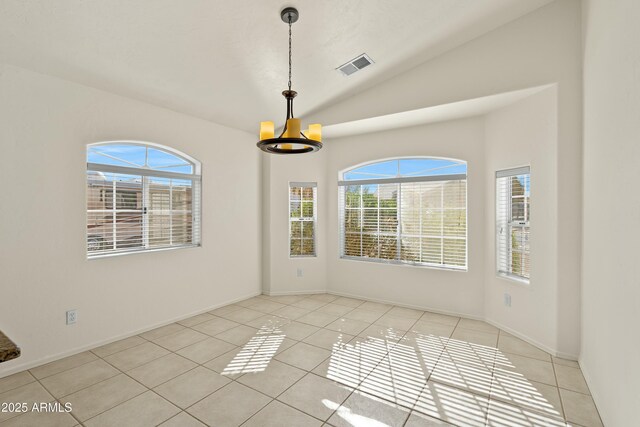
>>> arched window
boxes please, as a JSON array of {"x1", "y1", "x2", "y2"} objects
[
  {"x1": 339, "y1": 157, "x2": 467, "y2": 269},
  {"x1": 86, "y1": 142, "x2": 201, "y2": 257}
]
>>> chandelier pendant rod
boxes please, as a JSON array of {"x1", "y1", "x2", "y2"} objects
[
  {"x1": 288, "y1": 15, "x2": 292, "y2": 92},
  {"x1": 279, "y1": 15, "x2": 296, "y2": 138}
]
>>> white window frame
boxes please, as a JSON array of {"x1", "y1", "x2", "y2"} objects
[
  {"x1": 86, "y1": 141, "x2": 202, "y2": 259},
  {"x1": 289, "y1": 182, "x2": 317, "y2": 258},
  {"x1": 338, "y1": 158, "x2": 468, "y2": 271},
  {"x1": 496, "y1": 166, "x2": 530, "y2": 283}
]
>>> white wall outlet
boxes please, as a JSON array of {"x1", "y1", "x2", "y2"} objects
[
  {"x1": 66, "y1": 309, "x2": 77, "y2": 325},
  {"x1": 504, "y1": 293, "x2": 512, "y2": 307},
  {"x1": 297, "y1": 268, "x2": 303, "y2": 277}
]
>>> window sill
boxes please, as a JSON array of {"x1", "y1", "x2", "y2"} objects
[
  {"x1": 87, "y1": 244, "x2": 200, "y2": 260},
  {"x1": 339, "y1": 256, "x2": 467, "y2": 272},
  {"x1": 496, "y1": 273, "x2": 530, "y2": 285}
]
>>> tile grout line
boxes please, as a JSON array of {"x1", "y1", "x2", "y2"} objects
[
  {"x1": 93, "y1": 338, "x2": 277, "y2": 425},
  {"x1": 550, "y1": 351, "x2": 568, "y2": 423},
  {"x1": 485, "y1": 329, "x2": 568, "y2": 424},
  {"x1": 398, "y1": 322, "x2": 452, "y2": 425},
  {"x1": 80, "y1": 356, "x2": 173, "y2": 425},
  {"x1": 0, "y1": 374, "x2": 82, "y2": 426},
  {"x1": 312, "y1": 326, "x2": 403, "y2": 425},
  {"x1": 36, "y1": 374, "x2": 84, "y2": 427},
  {"x1": 27, "y1": 355, "x2": 101, "y2": 382},
  {"x1": 140, "y1": 301, "x2": 350, "y2": 424},
  {"x1": 181, "y1": 352, "x2": 330, "y2": 425},
  {"x1": 486, "y1": 329, "x2": 504, "y2": 425},
  {"x1": 5, "y1": 293, "x2": 575, "y2": 427},
  {"x1": 237, "y1": 394, "x2": 326, "y2": 427},
  {"x1": 234, "y1": 298, "x2": 397, "y2": 424},
  {"x1": 3, "y1": 295, "x2": 449, "y2": 426},
  {"x1": 171, "y1": 296, "x2": 567, "y2": 425},
  {"x1": 0, "y1": 371, "x2": 38, "y2": 396},
  {"x1": 80, "y1": 326, "x2": 271, "y2": 425},
  {"x1": 2, "y1": 295, "x2": 382, "y2": 426}
]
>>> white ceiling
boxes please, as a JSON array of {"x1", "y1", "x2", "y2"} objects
[{"x1": 0, "y1": 0, "x2": 555, "y2": 133}]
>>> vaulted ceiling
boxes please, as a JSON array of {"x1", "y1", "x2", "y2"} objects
[{"x1": 0, "y1": 0, "x2": 554, "y2": 132}]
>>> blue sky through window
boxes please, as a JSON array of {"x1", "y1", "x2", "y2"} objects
[
  {"x1": 516, "y1": 175, "x2": 531, "y2": 195},
  {"x1": 88, "y1": 144, "x2": 193, "y2": 174},
  {"x1": 343, "y1": 158, "x2": 466, "y2": 181}
]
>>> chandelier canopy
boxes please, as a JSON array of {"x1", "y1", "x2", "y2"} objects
[{"x1": 257, "y1": 7, "x2": 322, "y2": 155}]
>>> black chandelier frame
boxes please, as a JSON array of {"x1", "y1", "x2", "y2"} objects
[{"x1": 257, "y1": 7, "x2": 322, "y2": 155}]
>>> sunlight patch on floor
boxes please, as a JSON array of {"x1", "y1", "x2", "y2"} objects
[
  {"x1": 320, "y1": 328, "x2": 565, "y2": 427},
  {"x1": 323, "y1": 398, "x2": 391, "y2": 427},
  {"x1": 221, "y1": 326, "x2": 285, "y2": 375}
]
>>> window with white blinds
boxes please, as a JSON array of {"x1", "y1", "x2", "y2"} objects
[
  {"x1": 339, "y1": 158, "x2": 467, "y2": 270},
  {"x1": 87, "y1": 142, "x2": 201, "y2": 258},
  {"x1": 289, "y1": 182, "x2": 317, "y2": 257},
  {"x1": 496, "y1": 166, "x2": 530, "y2": 281}
]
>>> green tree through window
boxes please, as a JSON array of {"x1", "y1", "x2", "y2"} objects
[{"x1": 339, "y1": 158, "x2": 467, "y2": 269}]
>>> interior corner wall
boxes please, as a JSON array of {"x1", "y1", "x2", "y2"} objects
[
  {"x1": 581, "y1": 0, "x2": 640, "y2": 425},
  {"x1": 307, "y1": 0, "x2": 582, "y2": 357},
  {"x1": 326, "y1": 118, "x2": 486, "y2": 316},
  {"x1": 261, "y1": 154, "x2": 272, "y2": 295},
  {"x1": 484, "y1": 88, "x2": 560, "y2": 355},
  {"x1": 261, "y1": 149, "x2": 328, "y2": 295},
  {"x1": 0, "y1": 65, "x2": 262, "y2": 377}
]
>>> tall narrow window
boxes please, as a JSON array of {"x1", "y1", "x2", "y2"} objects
[
  {"x1": 339, "y1": 158, "x2": 467, "y2": 270},
  {"x1": 496, "y1": 166, "x2": 530, "y2": 281},
  {"x1": 289, "y1": 182, "x2": 317, "y2": 257},
  {"x1": 87, "y1": 142, "x2": 201, "y2": 258}
]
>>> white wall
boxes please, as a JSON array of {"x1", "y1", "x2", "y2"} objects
[
  {"x1": 484, "y1": 88, "x2": 560, "y2": 355},
  {"x1": 266, "y1": 91, "x2": 569, "y2": 359},
  {"x1": 262, "y1": 0, "x2": 582, "y2": 357},
  {"x1": 581, "y1": 0, "x2": 640, "y2": 425},
  {"x1": 326, "y1": 118, "x2": 486, "y2": 317},
  {"x1": 262, "y1": 148, "x2": 328, "y2": 295},
  {"x1": 0, "y1": 65, "x2": 262, "y2": 376},
  {"x1": 305, "y1": 0, "x2": 582, "y2": 356}
]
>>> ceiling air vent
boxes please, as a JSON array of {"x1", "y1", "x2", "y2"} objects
[{"x1": 337, "y1": 54, "x2": 374, "y2": 76}]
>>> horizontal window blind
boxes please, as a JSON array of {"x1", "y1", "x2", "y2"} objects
[
  {"x1": 289, "y1": 183, "x2": 317, "y2": 257},
  {"x1": 496, "y1": 167, "x2": 530, "y2": 281},
  {"x1": 339, "y1": 178, "x2": 467, "y2": 269},
  {"x1": 87, "y1": 171, "x2": 200, "y2": 257}
]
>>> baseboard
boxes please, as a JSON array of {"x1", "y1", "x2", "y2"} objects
[
  {"x1": 0, "y1": 290, "x2": 261, "y2": 379},
  {"x1": 327, "y1": 289, "x2": 577, "y2": 360},
  {"x1": 265, "y1": 289, "x2": 328, "y2": 296},
  {"x1": 578, "y1": 357, "x2": 608, "y2": 426},
  {"x1": 326, "y1": 289, "x2": 484, "y2": 321},
  {"x1": 2, "y1": 288, "x2": 577, "y2": 378},
  {"x1": 484, "y1": 318, "x2": 577, "y2": 360}
]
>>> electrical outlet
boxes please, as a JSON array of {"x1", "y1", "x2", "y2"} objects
[
  {"x1": 66, "y1": 310, "x2": 77, "y2": 325},
  {"x1": 297, "y1": 268, "x2": 303, "y2": 277},
  {"x1": 503, "y1": 293, "x2": 512, "y2": 307}
]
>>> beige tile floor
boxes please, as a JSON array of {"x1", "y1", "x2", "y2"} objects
[{"x1": 0, "y1": 294, "x2": 603, "y2": 427}]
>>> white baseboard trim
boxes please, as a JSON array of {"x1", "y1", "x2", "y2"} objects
[
  {"x1": 265, "y1": 289, "x2": 328, "y2": 296},
  {"x1": 578, "y1": 358, "x2": 608, "y2": 426},
  {"x1": 328, "y1": 289, "x2": 578, "y2": 360},
  {"x1": 2, "y1": 288, "x2": 578, "y2": 378},
  {"x1": 484, "y1": 318, "x2": 577, "y2": 360},
  {"x1": 0, "y1": 291, "x2": 261, "y2": 379},
  {"x1": 326, "y1": 289, "x2": 484, "y2": 321}
]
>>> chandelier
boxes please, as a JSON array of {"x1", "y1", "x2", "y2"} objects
[{"x1": 257, "y1": 7, "x2": 322, "y2": 154}]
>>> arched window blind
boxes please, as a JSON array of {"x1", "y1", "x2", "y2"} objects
[
  {"x1": 339, "y1": 158, "x2": 467, "y2": 270},
  {"x1": 86, "y1": 142, "x2": 201, "y2": 258}
]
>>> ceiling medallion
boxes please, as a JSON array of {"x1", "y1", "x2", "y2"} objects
[{"x1": 257, "y1": 7, "x2": 322, "y2": 155}]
